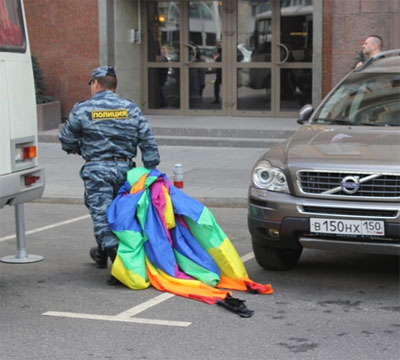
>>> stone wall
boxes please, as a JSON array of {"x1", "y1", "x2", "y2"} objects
[{"x1": 25, "y1": 0, "x2": 99, "y2": 120}]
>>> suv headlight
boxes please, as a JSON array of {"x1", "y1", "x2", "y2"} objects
[{"x1": 252, "y1": 161, "x2": 289, "y2": 193}]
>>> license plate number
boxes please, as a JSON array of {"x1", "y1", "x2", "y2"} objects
[{"x1": 310, "y1": 218, "x2": 385, "y2": 236}]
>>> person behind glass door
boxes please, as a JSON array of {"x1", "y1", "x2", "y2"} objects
[
  {"x1": 189, "y1": 46, "x2": 206, "y2": 108},
  {"x1": 148, "y1": 18, "x2": 164, "y2": 108},
  {"x1": 212, "y1": 42, "x2": 222, "y2": 104},
  {"x1": 158, "y1": 46, "x2": 169, "y2": 107}
]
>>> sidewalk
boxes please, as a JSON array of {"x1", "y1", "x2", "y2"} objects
[{"x1": 37, "y1": 115, "x2": 299, "y2": 207}]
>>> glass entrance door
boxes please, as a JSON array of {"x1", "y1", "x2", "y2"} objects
[
  {"x1": 143, "y1": 0, "x2": 313, "y2": 116},
  {"x1": 186, "y1": 1, "x2": 224, "y2": 112},
  {"x1": 144, "y1": 0, "x2": 227, "y2": 115},
  {"x1": 234, "y1": 0, "x2": 313, "y2": 116}
]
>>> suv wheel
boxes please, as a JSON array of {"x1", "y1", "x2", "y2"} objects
[{"x1": 252, "y1": 238, "x2": 302, "y2": 270}]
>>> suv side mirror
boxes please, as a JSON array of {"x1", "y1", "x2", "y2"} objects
[{"x1": 297, "y1": 104, "x2": 314, "y2": 124}]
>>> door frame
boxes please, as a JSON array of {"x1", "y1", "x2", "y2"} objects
[
  {"x1": 142, "y1": 0, "x2": 230, "y2": 116},
  {"x1": 141, "y1": 0, "x2": 316, "y2": 117},
  {"x1": 182, "y1": 0, "x2": 229, "y2": 115}
]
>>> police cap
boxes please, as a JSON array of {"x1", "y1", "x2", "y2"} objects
[{"x1": 88, "y1": 66, "x2": 117, "y2": 85}]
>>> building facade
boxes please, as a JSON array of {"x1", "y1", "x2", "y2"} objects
[{"x1": 24, "y1": 0, "x2": 400, "y2": 120}]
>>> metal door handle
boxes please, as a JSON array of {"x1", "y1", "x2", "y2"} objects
[
  {"x1": 277, "y1": 43, "x2": 290, "y2": 64},
  {"x1": 184, "y1": 43, "x2": 197, "y2": 64}
]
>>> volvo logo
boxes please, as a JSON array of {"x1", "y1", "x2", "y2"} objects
[{"x1": 340, "y1": 176, "x2": 360, "y2": 194}]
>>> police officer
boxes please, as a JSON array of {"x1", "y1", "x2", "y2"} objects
[{"x1": 59, "y1": 66, "x2": 160, "y2": 282}]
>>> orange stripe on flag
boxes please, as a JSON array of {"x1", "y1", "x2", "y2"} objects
[
  {"x1": 145, "y1": 258, "x2": 232, "y2": 304},
  {"x1": 217, "y1": 276, "x2": 274, "y2": 294},
  {"x1": 130, "y1": 174, "x2": 148, "y2": 194}
]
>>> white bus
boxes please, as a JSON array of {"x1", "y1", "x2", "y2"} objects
[{"x1": 0, "y1": 0, "x2": 45, "y2": 263}]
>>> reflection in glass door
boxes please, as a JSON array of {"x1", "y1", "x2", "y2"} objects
[
  {"x1": 234, "y1": 0, "x2": 313, "y2": 115},
  {"x1": 146, "y1": 1, "x2": 181, "y2": 111},
  {"x1": 236, "y1": 0, "x2": 273, "y2": 112},
  {"x1": 279, "y1": 0, "x2": 313, "y2": 112},
  {"x1": 187, "y1": 1, "x2": 223, "y2": 111},
  {"x1": 143, "y1": 0, "x2": 313, "y2": 116},
  {"x1": 144, "y1": 0, "x2": 225, "y2": 114}
]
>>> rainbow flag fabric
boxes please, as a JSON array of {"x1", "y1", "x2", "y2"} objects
[{"x1": 107, "y1": 167, "x2": 273, "y2": 316}]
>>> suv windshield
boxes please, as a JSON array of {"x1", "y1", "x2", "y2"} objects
[{"x1": 313, "y1": 72, "x2": 400, "y2": 126}]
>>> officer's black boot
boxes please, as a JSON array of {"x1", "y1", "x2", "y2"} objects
[
  {"x1": 106, "y1": 247, "x2": 121, "y2": 285},
  {"x1": 89, "y1": 246, "x2": 108, "y2": 268},
  {"x1": 107, "y1": 247, "x2": 117, "y2": 263}
]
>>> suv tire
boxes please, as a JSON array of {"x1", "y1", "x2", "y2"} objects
[{"x1": 252, "y1": 238, "x2": 302, "y2": 270}]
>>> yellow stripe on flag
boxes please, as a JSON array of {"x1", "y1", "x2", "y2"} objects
[
  {"x1": 162, "y1": 185, "x2": 175, "y2": 229},
  {"x1": 208, "y1": 237, "x2": 249, "y2": 279},
  {"x1": 112, "y1": 255, "x2": 150, "y2": 289}
]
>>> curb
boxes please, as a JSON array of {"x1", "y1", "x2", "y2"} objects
[
  {"x1": 33, "y1": 196, "x2": 248, "y2": 208},
  {"x1": 33, "y1": 197, "x2": 85, "y2": 205},
  {"x1": 38, "y1": 133, "x2": 285, "y2": 148}
]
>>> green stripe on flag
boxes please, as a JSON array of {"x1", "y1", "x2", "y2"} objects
[
  {"x1": 114, "y1": 230, "x2": 147, "y2": 279},
  {"x1": 174, "y1": 250, "x2": 220, "y2": 287},
  {"x1": 185, "y1": 207, "x2": 227, "y2": 251}
]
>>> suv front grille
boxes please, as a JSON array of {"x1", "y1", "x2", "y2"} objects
[{"x1": 297, "y1": 171, "x2": 400, "y2": 199}]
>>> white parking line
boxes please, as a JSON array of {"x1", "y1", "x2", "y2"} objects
[
  {"x1": 0, "y1": 214, "x2": 91, "y2": 242},
  {"x1": 115, "y1": 293, "x2": 175, "y2": 317},
  {"x1": 42, "y1": 311, "x2": 191, "y2": 327},
  {"x1": 42, "y1": 252, "x2": 255, "y2": 326},
  {"x1": 241, "y1": 252, "x2": 255, "y2": 263}
]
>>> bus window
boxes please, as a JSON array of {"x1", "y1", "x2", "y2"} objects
[{"x1": 0, "y1": 0, "x2": 25, "y2": 51}]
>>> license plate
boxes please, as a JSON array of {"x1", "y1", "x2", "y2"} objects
[{"x1": 310, "y1": 218, "x2": 385, "y2": 236}]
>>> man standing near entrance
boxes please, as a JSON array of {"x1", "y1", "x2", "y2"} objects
[
  {"x1": 355, "y1": 35, "x2": 383, "y2": 68},
  {"x1": 213, "y1": 42, "x2": 222, "y2": 104},
  {"x1": 59, "y1": 66, "x2": 160, "y2": 282}
]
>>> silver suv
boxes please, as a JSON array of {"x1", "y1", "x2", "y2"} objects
[{"x1": 248, "y1": 50, "x2": 400, "y2": 270}]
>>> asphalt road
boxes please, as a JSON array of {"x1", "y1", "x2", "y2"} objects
[{"x1": 0, "y1": 203, "x2": 399, "y2": 360}]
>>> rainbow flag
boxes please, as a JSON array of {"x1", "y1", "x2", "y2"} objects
[{"x1": 107, "y1": 168, "x2": 273, "y2": 316}]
